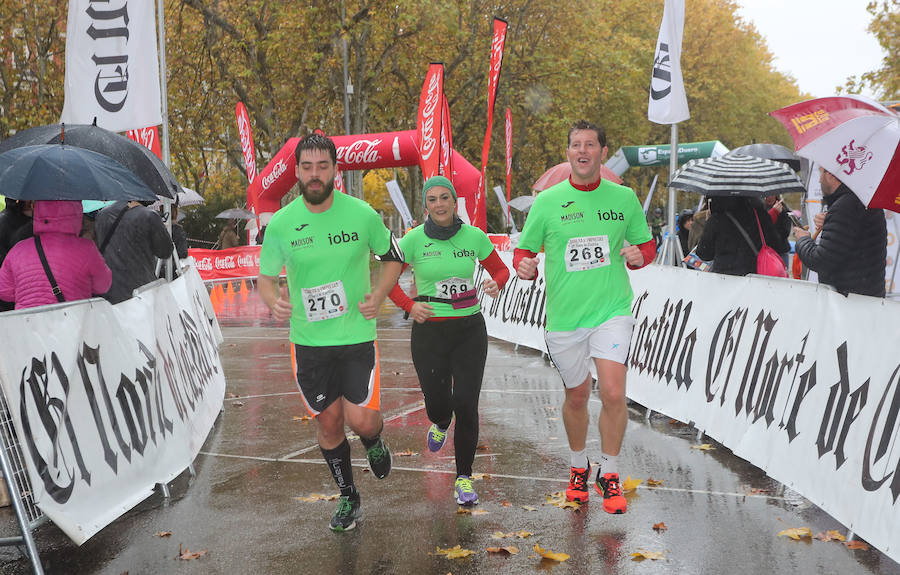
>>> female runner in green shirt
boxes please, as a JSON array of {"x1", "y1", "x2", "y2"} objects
[{"x1": 389, "y1": 176, "x2": 509, "y2": 506}]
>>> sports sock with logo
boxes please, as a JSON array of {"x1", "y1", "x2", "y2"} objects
[
  {"x1": 321, "y1": 438, "x2": 356, "y2": 497},
  {"x1": 600, "y1": 452, "x2": 618, "y2": 476}
]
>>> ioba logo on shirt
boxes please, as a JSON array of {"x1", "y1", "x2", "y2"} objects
[
  {"x1": 453, "y1": 249, "x2": 475, "y2": 258},
  {"x1": 597, "y1": 209, "x2": 625, "y2": 221},
  {"x1": 328, "y1": 230, "x2": 360, "y2": 245}
]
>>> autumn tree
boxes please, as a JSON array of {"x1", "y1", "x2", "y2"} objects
[{"x1": 844, "y1": 1, "x2": 899, "y2": 99}]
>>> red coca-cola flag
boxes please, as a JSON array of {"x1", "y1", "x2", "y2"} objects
[
  {"x1": 440, "y1": 93, "x2": 454, "y2": 178},
  {"x1": 126, "y1": 126, "x2": 162, "y2": 159},
  {"x1": 417, "y1": 63, "x2": 444, "y2": 180},
  {"x1": 235, "y1": 102, "x2": 258, "y2": 185},
  {"x1": 505, "y1": 107, "x2": 513, "y2": 228},
  {"x1": 474, "y1": 17, "x2": 508, "y2": 230}
]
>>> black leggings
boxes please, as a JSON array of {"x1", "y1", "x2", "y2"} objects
[{"x1": 410, "y1": 313, "x2": 488, "y2": 477}]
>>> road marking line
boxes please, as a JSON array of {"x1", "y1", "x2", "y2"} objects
[{"x1": 195, "y1": 452, "x2": 784, "y2": 501}]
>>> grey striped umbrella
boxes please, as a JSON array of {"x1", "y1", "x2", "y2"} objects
[{"x1": 668, "y1": 154, "x2": 806, "y2": 197}]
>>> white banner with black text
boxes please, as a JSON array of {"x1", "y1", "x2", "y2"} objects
[
  {"x1": 477, "y1": 255, "x2": 900, "y2": 563},
  {"x1": 60, "y1": 0, "x2": 162, "y2": 132},
  {"x1": 0, "y1": 265, "x2": 224, "y2": 544}
]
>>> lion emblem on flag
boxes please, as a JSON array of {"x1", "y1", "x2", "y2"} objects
[{"x1": 835, "y1": 139, "x2": 874, "y2": 176}]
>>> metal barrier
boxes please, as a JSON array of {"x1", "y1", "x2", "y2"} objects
[{"x1": 0, "y1": 389, "x2": 45, "y2": 574}]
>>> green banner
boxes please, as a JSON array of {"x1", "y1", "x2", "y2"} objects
[{"x1": 620, "y1": 141, "x2": 727, "y2": 167}]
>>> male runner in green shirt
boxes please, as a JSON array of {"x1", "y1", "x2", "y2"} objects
[
  {"x1": 514, "y1": 120, "x2": 656, "y2": 514},
  {"x1": 258, "y1": 134, "x2": 403, "y2": 532}
]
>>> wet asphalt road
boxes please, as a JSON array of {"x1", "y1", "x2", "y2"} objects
[{"x1": 2, "y1": 285, "x2": 899, "y2": 574}]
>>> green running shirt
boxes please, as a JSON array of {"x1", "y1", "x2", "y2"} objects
[
  {"x1": 259, "y1": 192, "x2": 392, "y2": 346},
  {"x1": 397, "y1": 224, "x2": 495, "y2": 318},
  {"x1": 517, "y1": 178, "x2": 652, "y2": 331}
]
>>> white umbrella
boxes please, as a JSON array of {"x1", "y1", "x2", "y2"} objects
[
  {"x1": 177, "y1": 186, "x2": 204, "y2": 206},
  {"x1": 770, "y1": 95, "x2": 900, "y2": 213}
]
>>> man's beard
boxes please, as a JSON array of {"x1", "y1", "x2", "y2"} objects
[{"x1": 300, "y1": 177, "x2": 335, "y2": 205}]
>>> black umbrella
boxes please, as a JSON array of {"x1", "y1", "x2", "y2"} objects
[
  {"x1": 0, "y1": 144, "x2": 157, "y2": 202},
  {"x1": 727, "y1": 143, "x2": 801, "y2": 172},
  {"x1": 0, "y1": 123, "x2": 178, "y2": 199},
  {"x1": 669, "y1": 154, "x2": 806, "y2": 197},
  {"x1": 215, "y1": 208, "x2": 257, "y2": 220}
]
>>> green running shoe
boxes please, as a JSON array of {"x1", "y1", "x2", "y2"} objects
[
  {"x1": 329, "y1": 494, "x2": 362, "y2": 532},
  {"x1": 365, "y1": 437, "x2": 392, "y2": 479}
]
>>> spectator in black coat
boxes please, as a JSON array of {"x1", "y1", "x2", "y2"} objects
[
  {"x1": 696, "y1": 196, "x2": 790, "y2": 276},
  {"x1": 794, "y1": 169, "x2": 886, "y2": 297},
  {"x1": 95, "y1": 200, "x2": 173, "y2": 304}
]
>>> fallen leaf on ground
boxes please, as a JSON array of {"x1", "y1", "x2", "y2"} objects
[
  {"x1": 232, "y1": 401, "x2": 245, "y2": 407},
  {"x1": 622, "y1": 476, "x2": 643, "y2": 492},
  {"x1": 394, "y1": 449, "x2": 417, "y2": 457},
  {"x1": 844, "y1": 540, "x2": 870, "y2": 551},
  {"x1": 476, "y1": 444, "x2": 490, "y2": 451},
  {"x1": 668, "y1": 418, "x2": 689, "y2": 427},
  {"x1": 346, "y1": 433, "x2": 360, "y2": 441},
  {"x1": 472, "y1": 473, "x2": 491, "y2": 480},
  {"x1": 545, "y1": 491, "x2": 580, "y2": 510},
  {"x1": 492, "y1": 530, "x2": 533, "y2": 539},
  {"x1": 434, "y1": 545, "x2": 475, "y2": 559},
  {"x1": 691, "y1": 443, "x2": 715, "y2": 451},
  {"x1": 814, "y1": 530, "x2": 846, "y2": 542},
  {"x1": 631, "y1": 549, "x2": 666, "y2": 561},
  {"x1": 534, "y1": 544, "x2": 570, "y2": 562},
  {"x1": 501, "y1": 500, "x2": 512, "y2": 507},
  {"x1": 521, "y1": 505, "x2": 538, "y2": 512},
  {"x1": 777, "y1": 527, "x2": 813, "y2": 540},
  {"x1": 292, "y1": 415, "x2": 312, "y2": 422},
  {"x1": 456, "y1": 507, "x2": 490, "y2": 515},
  {"x1": 647, "y1": 478, "x2": 664, "y2": 487},
  {"x1": 653, "y1": 522, "x2": 667, "y2": 532},
  {"x1": 177, "y1": 544, "x2": 208, "y2": 561},
  {"x1": 156, "y1": 531, "x2": 172, "y2": 537},
  {"x1": 486, "y1": 546, "x2": 518, "y2": 555},
  {"x1": 743, "y1": 486, "x2": 771, "y2": 496},
  {"x1": 226, "y1": 392, "x2": 239, "y2": 399},
  {"x1": 294, "y1": 493, "x2": 340, "y2": 502}
]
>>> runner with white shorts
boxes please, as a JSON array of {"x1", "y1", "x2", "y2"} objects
[{"x1": 514, "y1": 120, "x2": 656, "y2": 514}]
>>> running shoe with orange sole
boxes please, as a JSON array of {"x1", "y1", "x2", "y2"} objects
[
  {"x1": 595, "y1": 471, "x2": 626, "y2": 514},
  {"x1": 565, "y1": 464, "x2": 591, "y2": 502}
]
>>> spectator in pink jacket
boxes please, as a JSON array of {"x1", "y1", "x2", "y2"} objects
[{"x1": 0, "y1": 200, "x2": 111, "y2": 310}]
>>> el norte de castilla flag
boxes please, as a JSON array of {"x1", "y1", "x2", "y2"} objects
[
  {"x1": 648, "y1": 0, "x2": 690, "y2": 125},
  {"x1": 60, "y1": 0, "x2": 162, "y2": 132}
]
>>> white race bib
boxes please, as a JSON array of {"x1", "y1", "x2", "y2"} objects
[
  {"x1": 565, "y1": 235, "x2": 611, "y2": 272},
  {"x1": 434, "y1": 277, "x2": 472, "y2": 299},
  {"x1": 301, "y1": 280, "x2": 349, "y2": 322}
]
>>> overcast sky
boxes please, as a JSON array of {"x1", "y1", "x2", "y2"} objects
[{"x1": 733, "y1": 0, "x2": 885, "y2": 99}]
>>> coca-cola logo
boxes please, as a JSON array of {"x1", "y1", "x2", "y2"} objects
[
  {"x1": 491, "y1": 30, "x2": 506, "y2": 77},
  {"x1": 262, "y1": 158, "x2": 287, "y2": 191},
  {"x1": 197, "y1": 257, "x2": 212, "y2": 271},
  {"x1": 337, "y1": 139, "x2": 383, "y2": 166},
  {"x1": 215, "y1": 256, "x2": 236, "y2": 269},
  {"x1": 420, "y1": 73, "x2": 441, "y2": 161},
  {"x1": 237, "y1": 254, "x2": 255, "y2": 268},
  {"x1": 237, "y1": 114, "x2": 257, "y2": 183}
]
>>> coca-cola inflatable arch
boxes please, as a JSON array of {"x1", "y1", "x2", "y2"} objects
[{"x1": 247, "y1": 131, "x2": 485, "y2": 230}]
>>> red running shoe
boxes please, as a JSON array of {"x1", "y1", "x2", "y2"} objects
[
  {"x1": 595, "y1": 471, "x2": 627, "y2": 514},
  {"x1": 565, "y1": 464, "x2": 590, "y2": 502}
]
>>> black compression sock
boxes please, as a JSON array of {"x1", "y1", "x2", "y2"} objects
[{"x1": 321, "y1": 438, "x2": 356, "y2": 497}]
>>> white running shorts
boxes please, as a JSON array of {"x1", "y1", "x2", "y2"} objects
[{"x1": 544, "y1": 315, "x2": 635, "y2": 388}]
